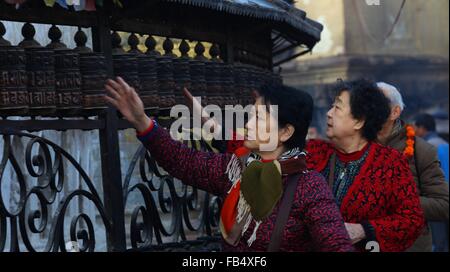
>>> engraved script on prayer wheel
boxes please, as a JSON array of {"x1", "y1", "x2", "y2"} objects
[
  {"x1": 219, "y1": 62, "x2": 235, "y2": 106},
  {"x1": 189, "y1": 59, "x2": 207, "y2": 105},
  {"x1": 79, "y1": 52, "x2": 107, "y2": 110},
  {"x1": 156, "y1": 55, "x2": 176, "y2": 109},
  {"x1": 205, "y1": 60, "x2": 222, "y2": 107},
  {"x1": 54, "y1": 49, "x2": 82, "y2": 114},
  {"x1": 0, "y1": 46, "x2": 28, "y2": 114},
  {"x1": 138, "y1": 54, "x2": 159, "y2": 109},
  {"x1": 113, "y1": 53, "x2": 140, "y2": 94},
  {"x1": 173, "y1": 57, "x2": 191, "y2": 105},
  {"x1": 25, "y1": 47, "x2": 56, "y2": 115}
]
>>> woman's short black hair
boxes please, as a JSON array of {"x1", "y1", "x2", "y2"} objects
[
  {"x1": 334, "y1": 78, "x2": 391, "y2": 141},
  {"x1": 258, "y1": 84, "x2": 314, "y2": 150}
]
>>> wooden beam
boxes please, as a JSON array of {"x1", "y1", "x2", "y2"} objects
[
  {"x1": 0, "y1": 3, "x2": 96, "y2": 27},
  {"x1": 0, "y1": 119, "x2": 104, "y2": 132},
  {"x1": 273, "y1": 48, "x2": 311, "y2": 67}
]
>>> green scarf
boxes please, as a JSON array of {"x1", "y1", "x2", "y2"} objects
[{"x1": 241, "y1": 160, "x2": 283, "y2": 221}]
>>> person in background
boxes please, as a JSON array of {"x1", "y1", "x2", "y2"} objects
[
  {"x1": 307, "y1": 126, "x2": 322, "y2": 141},
  {"x1": 306, "y1": 78, "x2": 425, "y2": 252},
  {"x1": 377, "y1": 82, "x2": 449, "y2": 252},
  {"x1": 414, "y1": 113, "x2": 449, "y2": 252},
  {"x1": 414, "y1": 113, "x2": 448, "y2": 147},
  {"x1": 434, "y1": 142, "x2": 450, "y2": 252},
  {"x1": 438, "y1": 144, "x2": 449, "y2": 181}
]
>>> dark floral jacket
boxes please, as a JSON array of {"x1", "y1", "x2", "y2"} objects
[{"x1": 137, "y1": 122, "x2": 354, "y2": 252}]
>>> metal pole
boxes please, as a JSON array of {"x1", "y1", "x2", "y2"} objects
[{"x1": 92, "y1": 5, "x2": 127, "y2": 252}]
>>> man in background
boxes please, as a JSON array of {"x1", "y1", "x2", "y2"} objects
[
  {"x1": 377, "y1": 82, "x2": 449, "y2": 252},
  {"x1": 414, "y1": 113, "x2": 449, "y2": 252},
  {"x1": 415, "y1": 113, "x2": 448, "y2": 147}
]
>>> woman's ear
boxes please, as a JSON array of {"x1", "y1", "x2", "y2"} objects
[
  {"x1": 353, "y1": 119, "x2": 365, "y2": 131},
  {"x1": 279, "y1": 124, "x2": 295, "y2": 144}
]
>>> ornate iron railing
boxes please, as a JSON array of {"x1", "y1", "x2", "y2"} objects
[
  {"x1": 122, "y1": 137, "x2": 222, "y2": 251},
  {"x1": 1, "y1": 127, "x2": 223, "y2": 252},
  {"x1": 0, "y1": 0, "x2": 297, "y2": 252},
  {"x1": 0, "y1": 131, "x2": 111, "y2": 252}
]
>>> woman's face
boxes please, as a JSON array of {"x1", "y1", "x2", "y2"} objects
[
  {"x1": 244, "y1": 97, "x2": 288, "y2": 152},
  {"x1": 326, "y1": 91, "x2": 364, "y2": 142}
]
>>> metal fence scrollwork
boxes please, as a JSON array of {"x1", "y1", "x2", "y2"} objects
[
  {"x1": 0, "y1": 0, "x2": 321, "y2": 252},
  {"x1": 0, "y1": 132, "x2": 111, "y2": 252},
  {"x1": 123, "y1": 136, "x2": 222, "y2": 252}
]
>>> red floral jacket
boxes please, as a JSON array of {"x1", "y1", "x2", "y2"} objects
[{"x1": 306, "y1": 139, "x2": 426, "y2": 252}]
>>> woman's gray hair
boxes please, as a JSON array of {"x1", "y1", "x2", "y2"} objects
[{"x1": 377, "y1": 82, "x2": 406, "y2": 111}]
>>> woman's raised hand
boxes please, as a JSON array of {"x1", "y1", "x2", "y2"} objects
[{"x1": 104, "y1": 77, "x2": 151, "y2": 132}]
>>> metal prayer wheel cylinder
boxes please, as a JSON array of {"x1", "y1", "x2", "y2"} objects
[
  {"x1": 205, "y1": 60, "x2": 222, "y2": 107},
  {"x1": 137, "y1": 54, "x2": 159, "y2": 109},
  {"x1": 272, "y1": 72, "x2": 283, "y2": 85},
  {"x1": 242, "y1": 65, "x2": 253, "y2": 106},
  {"x1": 0, "y1": 46, "x2": 28, "y2": 115},
  {"x1": 248, "y1": 66, "x2": 258, "y2": 91},
  {"x1": 234, "y1": 64, "x2": 251, "y2": 106},
  {"x1": 113, "y1": 53, "x2": 140, "y2": 92},
  {"x1": 25, "y1": 47, "x2": 56, "y2": 115},
  {"x1": 219, "y1": 62, "x2": 235, "y2": 106},
  {"x1": 173, "y1": 57, "x2": 191, "y2": 105},
  {"x1": 54, "y1": 49, "x2": 82, "y2": 113},
  {"x1": 215, "y1": 62, "x2": 227, "y2": 107},
  {"x1": 262, "y1": 69, "x2": 272, "y2": 85},
  {"x1": 79, "y1": 52, "x2": 107, "y2": 110},
  {"x1": 156, "y1": 55, "x2": 176, "y2": 109},
  {"x1": 232, "y1": 64, "x2": 244, "y2": 105},
  {"x1": 253, "y1": 67, "x2": 265, "y2": 91},
  {"x1": 189, "y1": 59, "x2": 207, "y2": 105},
  {"x1": 256, "y1": 68, "x2": 264, "y2": 86}
]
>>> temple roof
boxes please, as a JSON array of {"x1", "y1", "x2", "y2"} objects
[{"x1": 164, "y1": 0, "x2": 323, "y2": 48}]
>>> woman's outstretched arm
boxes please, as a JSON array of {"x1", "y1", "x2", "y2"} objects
[{"x1": 104, "y1": 77, "x2": 233, "y2": 196}]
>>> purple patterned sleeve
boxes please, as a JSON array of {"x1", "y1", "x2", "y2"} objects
[
  {"x1": 137, "y1": 122, "x2": 233, "y2": 197},
  {"x1": 300, "y1": 172, "x2": 355, "y2": 252}
]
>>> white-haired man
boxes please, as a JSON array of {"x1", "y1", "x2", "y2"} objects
[{"x1": 377, "y1": 82, "x2": 449, "y2": 252}]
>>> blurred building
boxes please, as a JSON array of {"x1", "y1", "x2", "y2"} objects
[{"x1": 282, "y1": 0, "x2": 449, "y2": 136}]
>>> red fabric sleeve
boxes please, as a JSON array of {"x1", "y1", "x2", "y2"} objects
[
  {"x1": 368, "y1": 152, "x2": 426, "y2": 252},
  {"x1": 136, "y1": 119, "x2": 155, "y2": 137},
  {"x1": 305, "y1": 139, "x2": 335, "y2": 172}
]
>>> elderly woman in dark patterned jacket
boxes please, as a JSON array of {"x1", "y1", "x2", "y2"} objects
[{"x1": 104, "y1": 77, "x2": 354, "y2": 252}]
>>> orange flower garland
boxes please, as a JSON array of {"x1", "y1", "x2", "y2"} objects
[{"x1": 404, "y1": 125, "x2": 415, "y2": 158}]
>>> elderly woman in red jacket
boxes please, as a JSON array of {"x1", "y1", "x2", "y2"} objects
[
  {"x1": 104, "y1": 77, "x2": 354, "y2": 252},
  {"x1": 306, "y1": 79, "x2": 425, "y2": 252}
]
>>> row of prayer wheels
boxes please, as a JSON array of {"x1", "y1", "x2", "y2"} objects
[{"x1": 0, "y1": 46, "x2": 282, "y2": 117}]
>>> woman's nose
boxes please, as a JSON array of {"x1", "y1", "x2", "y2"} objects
[{"x1": 246, "y1": 115, "x2": 255, "y2": 130}]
